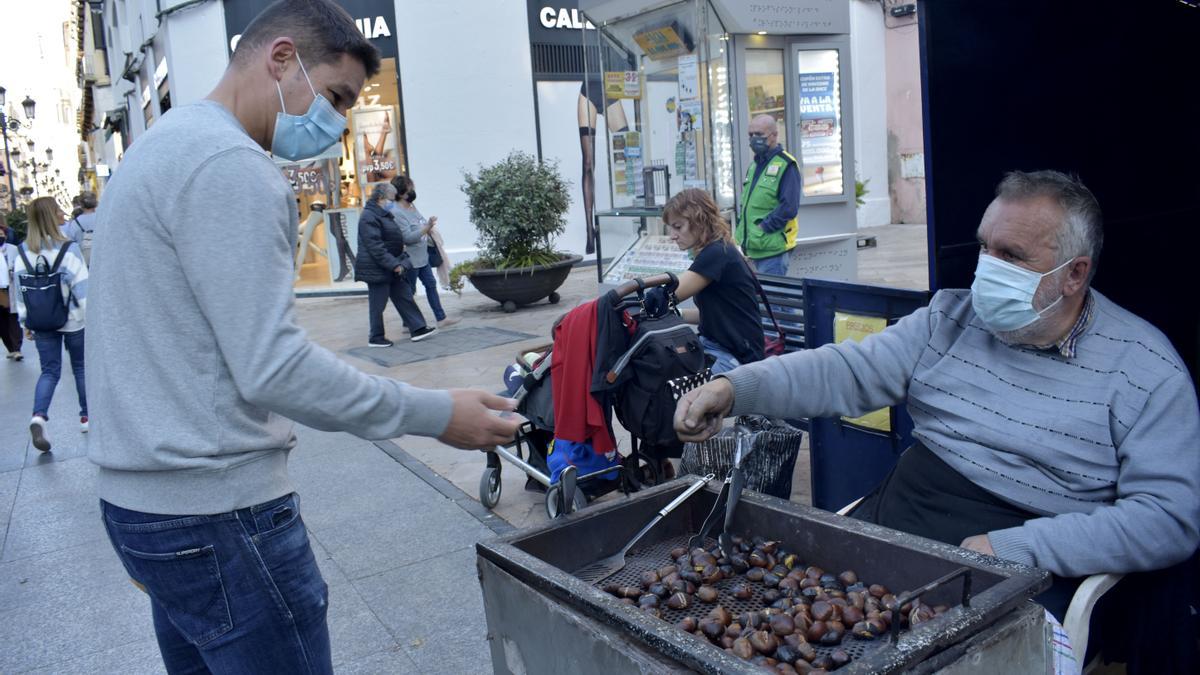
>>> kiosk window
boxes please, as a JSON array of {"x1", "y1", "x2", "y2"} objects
[
  {"x1": 745, "y1": 49, "x2": 786, "y2": 151},
  {"x1": 796, "y1": 49, "x2": 843, "y2": 197}
]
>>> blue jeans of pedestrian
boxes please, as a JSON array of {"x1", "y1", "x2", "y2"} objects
[
  {"x1": 405, "y1": 264, "x2": 446, "y2": 321},
  {"x1": 33, "y1": 328, "x2": 86, "y2": 419},
  {"x1": 367, "y1": 275, "x2": 427, "y2": 340},
  {"x1": 101, "y1": 493, "x2": 332, "y2": 674},
  {"x1": 699, "y1": 335, "x2": 741, "y2": 375},
  {"x1": 752, "y1": 251, "x2": 790, "y2": 276}
]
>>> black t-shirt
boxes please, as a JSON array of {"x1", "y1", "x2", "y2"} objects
[{"x1": 690, "y1": 241, "x2": 765, "y2": 364}]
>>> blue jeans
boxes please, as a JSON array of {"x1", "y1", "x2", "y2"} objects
[
  {"x1": 33, "y1": 328, "x2": 86, "y2": 419},
  {"x1": 752, "y1": 251, "x2": 790, "y2": 276},
  {"x1": 699, "y1": 335, "x2": 741, "y2": 375},
  {"x1": 101, "y1": 494, "x2": 332, "y2": 674},
  {"x1": 405, "y1": 264, "x2": 446, "y2": 321}
]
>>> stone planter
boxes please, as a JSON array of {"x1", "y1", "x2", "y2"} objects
[{"x1": 468, "y1": 254, "x2": 582, "y2": 313}]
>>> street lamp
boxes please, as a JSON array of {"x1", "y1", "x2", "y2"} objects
[{"x1": 0, "y1": 85, "x2": 38, "y2": 211}]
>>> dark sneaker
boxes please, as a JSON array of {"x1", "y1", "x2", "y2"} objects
[
  {"x1": 410, "y1": 326, "x2": 437, "y2": 342},
  {"x1": 368, "y1": 338, "x2": 394, "y2": 348}
]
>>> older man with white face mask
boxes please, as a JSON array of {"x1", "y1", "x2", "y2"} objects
[{"x1": 674, "y1": 170, "x2": 1200, "y2": 630}]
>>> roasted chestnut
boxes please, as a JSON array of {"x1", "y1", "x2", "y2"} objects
[
  {"x1": 638, "y1": 594, "x2": 659, "y2": 608},
  {"x1": 670, "y1": 546, "x2": 688, "y2": 559},
  {"x1": 602, "y1": 582, "x2": 621, "y2": 596},
  {"x1": 731, "y1": 583, "x2": 754, "y2": 600},
  {"x1": 697, "y1": 585, "x2": 719, "y2": 603},
  {"x1": 868, "y1": 583, "x2": 888, "y2": 598},
  {"x1": 819, "y1": 628, "x2": 843, "y2": 645},
  {"x1": 708, "y1": 606, "x2": 733, "y2": 626},
  {"x1": 732, "y1": 637, "x2": 755, "y2": 660},
  {"x1": 804, "y1": 566, "x2": 824, "y2": 580},
  {"x1": 641, "y1": 570, "x2": 661, "y2": 588},
  {"x1": 805, "y1": 620, "x2": 827, "y2": 642},
  {"x1": 746, "y1": 567, "x2": 766, "y2": 582},
  {"x1": 666, "y1": 592, "x2": 691, "y2": 610},
  {"x1": 730, "y1": 553, "x2": 750, "y2": 572},
  {"x1": 842, "y1": 605, "x2": 865, "y2": 625},
  {"x1": 810, "y1": 600, "x2": 833, "y2": 622},
  {"x1": 776, "y1": 663, "x2": 798, "y2": 675},
  {"x1": 618, "y1": 585, "x2": 642, "y2": 599},
  {"x1": 648, "y1": 582, "x2": 670, "y2": 598},
  {"x1": 774, "y1": 643, "x2": 800, "y2": 665},
  {"x1": 795, "y1": 640, "x2": 817, "y2": 663},
  {"x1": 811, "y1": 654, "x2": 835, "y2": 670},
  {"x1": 748, "y1": 550, "x2": 770, "y2": 568},
  {"x1": 769, "y1": 613, "x2": 796, "y2": 636},
  {"x1": 677, "y1": 616, "x2": 698, "y2": 632},
  {"x1": 719, "y1": 635, "x2": 735, "y2": 649},
  {"x1": 700, "y1": 619, "x2": 725, "y2": 640},
  {"x1": 701, "y1": 564, "x2": 724, "y2": 585},
  {"x1": 763, "y1": 572, "x2": 782, "y2": 588},
  {"x1": 837, "y1": 570, "x2": 858, "y2": 587},
  {"x1": 659, "y1": 564, "x2": 678, "y2": 578},
  {"x1": 910, "y1": 605, "x2": 935, "y2": 626},
  {"x1": 749, "y1": 629, "x2": 779, "y2": 655},
  {"x1": 761, "y1": 589, "x2": 782, "y2": 604},
  {"x1": 830, "y1": 649, "x2": 851, "y2": 667}
]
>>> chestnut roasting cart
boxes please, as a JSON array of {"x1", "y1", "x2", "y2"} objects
[{"x1": 476, "y1": 478, "x2": 1053, "y2": 674}]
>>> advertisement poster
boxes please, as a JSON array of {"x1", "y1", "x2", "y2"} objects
[
  {"x1": 351, "y1": 106, "x2": 401, "y2": 193},
  {"x1": 280, "y1": 161, "x2": 330, "y2": 198},
  {"x1": 604, "y1": 71, "x2": 642, "y2": 99},
  {"x1": 798, "y1": 72, "x2": 838, "y2": 162},
  {"x1": 677, "y1": 54, "x2": 700, "y2": 102},
  {"x1": 834, "y1": 312, "x2": 891, "y2": 432},
  {"x1": 678, "y1": 99, "x2": 703, "y2": 186},
  {"x1": 624, "y1": 132, "x2": 644, "y2": 198}
]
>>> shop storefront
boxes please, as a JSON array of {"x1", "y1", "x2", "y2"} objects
[
  {"x1": 223, "y1": 0, "x2": 409, "y2": 288},
  {"x1": 580, "y1": 0, "x2": 859, "y2": 284}
]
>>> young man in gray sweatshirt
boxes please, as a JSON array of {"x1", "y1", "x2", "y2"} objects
[
  {"x1": 86, "y1": 1, "x2": 520, "y2": 671},
  {"x1": 677, "y1": 171, "x2": 1200, "y2": 622}
]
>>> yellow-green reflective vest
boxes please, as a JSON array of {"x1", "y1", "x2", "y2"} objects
[{"x1": 736, "y1": 150, "x2": 799, "y2": 259}]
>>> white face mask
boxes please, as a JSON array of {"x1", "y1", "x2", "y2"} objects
[{"x1": 970, "y1": 255, "x2": 1072, "y2": 332}]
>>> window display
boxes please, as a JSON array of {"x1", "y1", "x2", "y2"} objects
[{"x1": 796, "y1": 49, "x2": 844, "y2": 197}]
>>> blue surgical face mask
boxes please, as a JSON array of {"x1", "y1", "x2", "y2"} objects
[
  {"x1": 270, "y1": 53, "x2": 347, "y2": 161},
  {"x1": 971, "y1": 254, "x2": 1072, "y2": 332}
]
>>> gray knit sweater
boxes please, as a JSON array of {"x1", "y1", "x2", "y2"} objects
[
  {"x1": 87, "y1": 101, "x2": 453, "y2": 515},
  {"x1": 725, "y1": 289, "x2": 1200, "y2": 578}
]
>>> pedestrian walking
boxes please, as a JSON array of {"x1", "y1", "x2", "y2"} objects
[
  {"x1": 11, "y1": 197, "x2": 89, "y2": 451},
  {"x1": 1, "y1": 225, "x2": 25, "y2": 360},
  {"x1": 388, "y1": 174, "x2": 458, "y2": 328},
  {"x1": 85, "y1": 1, "x2": 520, "y2": 672},
  {"x1": 356, "y1": 181, "x2": 436, "y2": 345},
  {"x1": 62, "y1": 191, "x2": 99, "y2": 265}
]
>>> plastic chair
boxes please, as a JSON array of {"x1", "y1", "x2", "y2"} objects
[{"x1": 834, "y1": 498, "x2": 1122, "y2": 670}]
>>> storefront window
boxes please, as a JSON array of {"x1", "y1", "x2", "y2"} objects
[
  {"x1": 745, "y1": 49, "x2": 786, "y2": 151},
  {"x1": 796, "y1": 49, "x2": 843, "y2": 197}
]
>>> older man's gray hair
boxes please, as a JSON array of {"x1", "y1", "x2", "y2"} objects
[
  {"x1": 996, "y1": 170, "x2": 1104, "y2": 281},
  {"x1": 368, "y1": 182, "x2": 396, "y2": 204}
]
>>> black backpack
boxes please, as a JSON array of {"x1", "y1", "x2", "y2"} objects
[
  {"x1": 17, "y1": 242, "x2": 76, "y2": 332},
  {"x1": 609, "y1": 280, "x2": 712, "y2": 449}
]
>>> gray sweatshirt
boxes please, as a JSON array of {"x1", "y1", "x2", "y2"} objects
[
  {"x1": 87, "y1": 101, "x2": 452, "y2": 515},
  {"x1": 387, "y1": 203, "x2": 430, "y2": 269},
  {"x1": 724, "y1": 289, "x2": 1200, "y2": 578}
]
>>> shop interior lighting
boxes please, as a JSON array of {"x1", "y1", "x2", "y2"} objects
[{"x1": 757, "y1": 31, "x2": 768, "y2": 35}]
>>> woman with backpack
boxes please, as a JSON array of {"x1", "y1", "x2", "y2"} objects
[
  {"x1": 662, "y1": 188, "x2": 765, "y2": 374},
  {"x1": 11, "y1": 197, "x2": 89, "y2": 452}
]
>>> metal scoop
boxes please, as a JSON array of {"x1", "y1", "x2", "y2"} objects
[
  {"x1": 574, "y1": 473, "x2": 714, "y2": 584},
  {"x1": 718, "y1": 424, "x2": 754, "y2": 560}
]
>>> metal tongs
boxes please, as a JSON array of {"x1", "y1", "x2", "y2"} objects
[{"x1": 686, "y1": 423, "x2": 755, "y2": 557}]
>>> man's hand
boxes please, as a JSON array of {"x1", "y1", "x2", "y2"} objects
[
  {"x1": 674, "y1": 378, "x2": 735, "y2": 442},
  {"x1": 960, "y1": 534, "x2": 995, "y2": 556},
  {"x1": 438, "y1": 389, "x2": 523, "y2": 450}
]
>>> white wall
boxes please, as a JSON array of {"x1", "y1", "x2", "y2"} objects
[
  {"x1": 162, "y1": 1, "x2": 229, "y2": 106},
  {"x1": 849, "y1": 0, "x2": 888, "y2": 227},
  {"x1": 394, "y1": 0, "x2": 539, "y2": 261}
]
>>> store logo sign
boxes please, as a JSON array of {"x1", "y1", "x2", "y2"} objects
[
  {"x1": 230, "y1": 16, "x2": 393, "y2": 52},
  {"x1": 539, "y1": 6, "x2": 594, "y2": 30}
]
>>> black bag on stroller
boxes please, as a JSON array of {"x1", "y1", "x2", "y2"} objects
[{"x1": 605, "y1": 278, "x2": 711, "y2": 452}]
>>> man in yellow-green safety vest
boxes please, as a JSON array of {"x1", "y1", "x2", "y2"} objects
[{"x1": 736, "y1": 114, "x2": 801, "y2": 275}]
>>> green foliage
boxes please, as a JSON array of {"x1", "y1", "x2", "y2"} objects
[
  {"x1": 855, "y1": 178, "x2": 870, "y2": 208},
  {"x1": 5, "y1": 209, "x2": 28, "y2": 244},
  {"x1": 447, "y1": 260, "x2": 477, "y2": 296},
  {"x1": 461, "y1": 151, "x2": 571, "y2": 270}
]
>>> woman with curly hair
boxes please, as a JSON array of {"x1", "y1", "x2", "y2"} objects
[{"x1": 662, "y1": 188, "x2": 764, "y2": 374}]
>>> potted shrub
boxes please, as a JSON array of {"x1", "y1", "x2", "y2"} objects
[{"x1": 459, "y1": 151, "x2": 581, "y2": 312}]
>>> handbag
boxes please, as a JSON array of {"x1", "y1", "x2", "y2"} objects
[
  {"x1": 679, "y1": 415, "x2": 804, "y2": 499},
  {"x1": 427, "y1": 241, "x2": 443, "y2": 268},
  {"x1": 741, "y1": 257, "x2": 787, "y2": 356},
  {"x1": 0, "y1": 287, "x2": 9, "y2": 309}
]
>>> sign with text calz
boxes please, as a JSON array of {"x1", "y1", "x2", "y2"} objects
[{"x1": 222, "y1": 0, "x2": 398, "y2": 60}]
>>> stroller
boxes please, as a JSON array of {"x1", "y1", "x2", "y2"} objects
[{"x1": 479, "y1": 273, "x2": 711, "y2": 518}]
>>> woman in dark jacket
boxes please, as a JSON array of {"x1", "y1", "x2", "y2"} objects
[{"x1": 355, "y1": 183, "x2": 436, "y2": 346}]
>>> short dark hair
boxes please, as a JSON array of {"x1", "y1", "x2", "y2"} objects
[
  {"x1": 996, "y1": 170, "x2": 1104, "y2": 281},
  {"x1": 233, "y1": 0, "x2": 381, "y2": 78},
  {"x1": 79, "y1": 191, "x2": 98, "y2": 209},
  {"x1": 390, "y1": 174, "x2": 413, "y2": 195}
]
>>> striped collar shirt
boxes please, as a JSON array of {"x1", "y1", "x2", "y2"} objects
[{"x1": 1033, "y1": 291, "x2": 1095, "y2": 358}]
